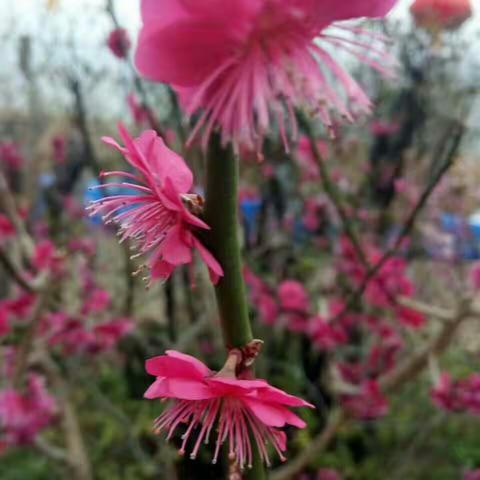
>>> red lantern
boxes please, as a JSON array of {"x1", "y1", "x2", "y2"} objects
[{"x1": 410, "y1": 0, "x2": 472, "y2": 30}]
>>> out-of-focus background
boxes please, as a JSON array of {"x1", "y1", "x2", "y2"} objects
[{"x1": 1, "y1": 1, "x2": 480, "y2": 479}]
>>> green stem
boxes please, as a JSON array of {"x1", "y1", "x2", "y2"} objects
[
  {"x1": 204, "y1": 139, "x2": 265, "y2": 480},
  {"x1": 204, "y1": 139, "x2": 253, "y2": 349}
]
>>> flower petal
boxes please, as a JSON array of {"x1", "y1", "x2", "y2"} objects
[
  {"x1": 243, "y1": 397, "x2": 307, "y2": 428},
  {"x1": 192, "y1": 237, "x2": 224, "y2": 283}
]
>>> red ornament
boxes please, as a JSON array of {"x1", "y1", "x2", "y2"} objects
[{"x1": 410, "y1": 0, "x2": 472, "y2": 30}]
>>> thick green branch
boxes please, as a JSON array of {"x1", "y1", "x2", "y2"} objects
[
  {"x1": 204, "y1": 139, "x2": 265, "y2": 480},
  {"x1": 203, "y1": 140, "x2": 253, "y2": 349}
]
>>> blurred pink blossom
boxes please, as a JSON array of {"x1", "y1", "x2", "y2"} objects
[
  {"x1": 317, "y1": 468, "x2": 342, "y2": 480},
  {"x1": 51, "y1": 135, "x2": 66, "y2": 164},
  {"x1": 0, "y1": 307, "x2": 10, "y2": 337},
  {"x1": 0, "y1": 214, "x2": 15, "y2": 242},
  {"x1": 127, "y1": 93, "x2": 151, "y2": 126},
  {"x1": 342, "y1": 380, "x2": 389, "y2": 420},
  {"x1": 464, "y1": 470, "x2": 480, "y2": 480},
  {"x1": 107, "y1": 27, "x2": 131, "y2": 59},
  {"x1": 0, "y1": 374, "x2": 57, "y2": 448},
  {"x1": 0, "y1": 142, "x2": 24, "y2": 170},
  {"x1": 469, "y1": 263, "x2": 480, "y2": 290}
]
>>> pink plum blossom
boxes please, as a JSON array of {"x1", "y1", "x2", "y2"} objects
[
  {"x1": 32, "y1": 240, "x2": 65, "y2": 277},
  {"x1": 0, "y1": 142, "x2": 24, "y2": 170},
  {"x1": 464, "y1": 470, "x2": 480, "y2": 480},
  {"x1": 91, "y1": 318, "x2": 134, "y2": 352},
  {"x1": 107, "y1": 27, "x2": 131, "y2": 59},
  {"x1": 469, "y1": 263, "x2": 480, "y2": 290},
  {"x1": 0, "y1": 215, "x2": 15, "y2": 246},
  {"x1": 87, "y1": 124, "x2": 223, "y2": 283},
  {"x1": 278, "y1": 280, "x2": 310, "y2": 332},
  {"x1": 308, "y1": 315, "x2": 347, "y2": 351},
  {"x1": 135, "y1": 0, "x2": 398, "y2": 150},
  {"x1": 43, "y1": 311, "x2": 133, "y2": 355},
  {"x1": 0, "y1": 307, "x2": 10, "y2": 337},
  {"x1": 296, "y1": 136, "x2": 329, "y2": 182},
  {"x1": 67, "y1": 238, "x2": 96, "y2": 257},
  {"x1": 257, "y1": 293, "x2": 279, "y2": 326},
  {"x1": 370, "y1": 119, "x2": 399, "y2": 136},
  {"x1": 51, "y1": 135, "x2": 66, "y2": 164},
  {"x1": 2, "y1": 292, "x2": 36, "y2": 320},
  {"x1": 342, "y1": 380, "x2": 388, "y2": 420},
  {"x1": 317, "y1": 468, "x2": 342, "y2": 480},
  {"x1": 278, "y1": 280, "x2": 309, "y2": 313},
  {"x1": 144, "y1": 350, "x2": 313, "y2": 468},
  {"x1": 0, "y1": 374, "x2": 57, "y2": 447},
  {"x1": 81, "y1": 288, "x2": 111, "y2": 315},
  {"x1": 431, "y1": 372, "x2": 464, "y2": 412},
  {"x1": 127, "y1": 93, "x2": 151, "y2": 127}
]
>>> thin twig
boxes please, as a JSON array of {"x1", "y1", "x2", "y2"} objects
[
  {"x1": 397, "y1": 296, "x2": 454, "y2": 322},
  {"x1": 329, "y1": 121, "x2": 465, "y2": 323},
  {"x1": 34, "y1": 437, "x2": 69, "y2": 464},
  {"x1": 380, "y1": 298, "x2": 471, "y2": 392},
  {"x1": 41, "y1": 353, "x2": 93, "y2": 480},
  {"x1": 0, "y1": 246, "x2": 36, "y2": 293},
  {"x1": 301, "y1": 116, "x2": 397, "y2": 306}
]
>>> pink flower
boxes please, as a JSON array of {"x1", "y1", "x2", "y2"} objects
[
  {"x1": 278, "y1": 281, "x2": 310, "y2": 332},
  {"x1": 0, "y1": 142, "x2": 24, "y2": 170},
  {"x1": 43, "y1": 311, "x2": 133, "y2": 355},
  {"x1": 470, "y1": 263, "x2": 480, "y2": 290},
  {"x1": 303, "y1": 196, "x2": 327, "y2": 231},
  {"x1": 135, "y1": 0, "x2": 397, "y2": 150},
  {"x1": 107, "y1": 27, "x2": 131, "y2": 59},
  {"x1": 32, "y1": 240, "x2": 64, "y2": 276},
  {"x1": 44, "y1": 312, "x2": 95, "y2": 354},
  {"x1": 127, "y1": 93, "x2": 151, "y2": 127},
  {"x1": 342, "y1": 380, "x2": 388, "y2": 420},
  {"x1": 81, "y1": 288, "x2": 111, "y2": 315},
  {"x1": 296, "y1": 136, "x2": 329, "y2": 182},
  {"x1": 144, "y1": 350, "x2": 313, "y2": 468},
  {"x1": 257, "y1": 293, "x2": 279, "y2": 326},
  {"x1": 51, "y1": 135, "x2": 66, "y2": 164},
  {"x1": 317, "y1": 468, "x2": 342, "y2": 480},
  {"x1": 67, "y1": 238, "x2": 96, "y2": 257},
  {"x1": 0, "y1": 214, "x2": 15, "y2": 242},
  {"x1": 459, "y1": 374, "x2": 480, "y2": 415},
  {"x1": 370, "y1": 119, "x2": 399, "y2": 136},
  {"x1": 394, "y1": 306, "x2": 425, "y2": 329},
  {"x1": 3, "y1": 292, "x2": 36, "y2": 319},
  {"x1": 244, "y1": 267, "x2": 280, "y2": 325},
  {"x1": 278, "y1": 280, "x2": 309, "y2": 313},
  {"x1": 87, "y1": 125, "x2": 223, "y2": 283},
  {"x1": 92, "y1": 318, "x2": 134, "y2": 352},
  {"x1": 309, "y1": 315, "x2": 347, "y2": 351},
  {"x1": 0, "y1": 374, "x2": 57, "y2": 447},
  {"x1": 0, "y1": 307, "x2": 10, "y2": 337},
  {"x1": 431, "y1": 372, "x2": 464, "y2": 412},
  {"x1": 464, "y1": 470, "x2": 480, "y2": 480}
]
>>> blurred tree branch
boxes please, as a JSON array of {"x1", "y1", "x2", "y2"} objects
[{"x1": 272, "y1": 295, "x2": 475, "y2": 480}]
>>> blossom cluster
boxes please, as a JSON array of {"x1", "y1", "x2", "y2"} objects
[{"x1": 431, "y1": 372, "x2": 480, "y2": 415}]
